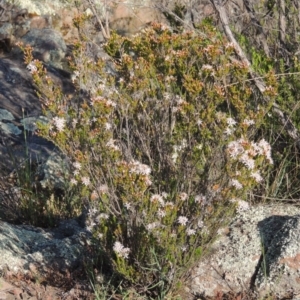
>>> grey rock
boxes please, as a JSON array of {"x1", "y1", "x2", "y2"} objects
[
  {"x1": 0, "y1": 55, "x2": 73, "y2": 181},
  {"x1": 0, "y1": 121, "x2": 21, "y2": 135},
  {"x1": 0, "y1": 109, "x2": 14, "y2": 121},
  {"x1": 255, "y1": 215, "x2": 300, "y2": 298},
  {"x1": 38, "y1": 152, "x2": 70, "y2": 190},
  {"x1": 0, "y1": 22, "x2": 13, "y2": 39},
  {"x1": 20, "y1": 28, "x2": 67, "y2": 66},
  {"x1": 21, "y1": 115, "x2": 48, "y2": 132},
  {"x1": 0, "y1": 218, "x2": 89, "y2": 274},
  {"x1": 190, "y1": 204, "x2": 300, "y2": 299}
]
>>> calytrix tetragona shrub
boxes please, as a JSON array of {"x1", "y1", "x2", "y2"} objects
[{"x1": 22, "y1": 21, "x2": 276, "y2": 297}]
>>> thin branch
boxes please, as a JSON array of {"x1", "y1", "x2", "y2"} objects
[
  {"x1": 212, "y1": 0, "x2": 300, "y2": 148},
  {"x1": 87, "y1": 0, "x2": 110, "y2": 40}
]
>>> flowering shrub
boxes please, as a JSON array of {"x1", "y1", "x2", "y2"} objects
[{"x1": 21, "y1": 21, "x2": 276, "y2": 297}]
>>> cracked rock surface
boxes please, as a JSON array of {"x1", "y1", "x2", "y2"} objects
[
  {"x1": 0, "y1": 218, "x2": 89, "y2": 275},
  {"x1": 190, "y1": 204, "x2": 300, "y2": 299}
]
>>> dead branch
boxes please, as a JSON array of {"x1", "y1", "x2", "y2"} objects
[{"x1": 86, "y1": 0, "x2": 110, "y2": 40}]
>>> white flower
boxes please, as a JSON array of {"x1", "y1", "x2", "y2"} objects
[
  {"x1": 150, "y1": 194, "x2": 165, "y2": 206},
  {"x1": 26, "y1": 61, "x2": 37, "y2": 73},
  {"x1": 250, "y1": 171, "x2": 263, "y2": 183},
  {"x1": 230, "y1": 198, "x2": 250, "y2": 212},
  {"x1": 124, "y1": 202, "x2": 131, "y2": 209},
  {"x1": 161, "y1": 192, "x2": 169, "y2": 198},
  {"x1": 178, "y1": 216, "x2": 188, "y2": 226},
  {"x1": 230, "y1": 179, "x2": 243, "y2": 190},
  {"x1": 70, "y1": 178, "x2": 77, "y2": 185},
  {"x1": 237, "y1": 200, "x2": 250, "y2": 212},
  {"x1": 257, "y1": 139, "x2": 273, "y2": 164},
  {"x1": 257, "y1": 139, "x2": 271, "y2": 155},
  {"x1": 98, "y1": 213, "x2": 109, "y2": 220},
  {"x1": 165, "y1": 201, "x2": 174, "y2": 208},
  {"x1": 224, "y1": 127, "x2": 234, "y2": 136},
  {"x1": 163, "y1": 92, "x2": 171, "y2": 100},
  {"x1": 195, "y1": 194, "x2": 206, "y2": 205},
  {"x1": 104, "y1": 122, "x2": 112, "y2": 130},
  {"x1": 113, "y1": 241, "x2": 130, "y2": 259},
  {"x1": 179, "y1": 192, "x2": 188, "y2": 201},
  {"x1": 106, "y1": 99, "x2": 116, "y2": 107},
  {"x1": 157, "y1": 209, "x2": 166, "y2": 218},
  {"x1": 186, "y1": 228, "x2": 196, "y2": 236},
  {"x1": 146, "y1": 222, "x2": 159, "y2": 231},
  {"x1": 130, "y1": 160, "x2": 151, "y2": 176},
  {"x1": 81, "y1": 176, "x2": 90, "y2": 186},
  {"x1": 97, "y1": 184, "x2": 109, "y2": 194},
  {"x1": 197, "y1": 219, "x2": 204, "y2": 228},
  {"x1": 197, "y1": 119, "x2": 203, "y2": 126},
  {"x1": 86, "y1": 225, "x2": 93, "y2": 232},
  {"x1": 202, "y1": 64, "x2": 213, "y2": 71},
  {"x1": 72, "y1": 118, "x2": 78, "y2": 128},
  {"x1": 227, "y1": 141, "x2": 244, "y2": 159},
  {"x1": 181, "y1": 245, "x2": 188, "y2": 252},
  {"x1": 88, "y1": 207, "x2": 98, "y2": 216},
  {"x1": 106, "y1": 139, "x2": 120, "y2": 151},
  {"x1": 73, "y1": 162, "x2": 81, "y2": 170},
  {"x1": 71, "y1": 70, "x2": 79, "y2": 82},
  {"x1": 243, "y1": 119, "x2": 255, "y2": 126},
  {"x1": 53, "y1": 117, "x2": 65, "y2": 132},
  {"x1": 239, "y1": 153, "x2": 255, "y2": 170},
  {"x1": 226, "y1": 117, "x2": 237, "y2": 127},
  {"x1": 217, "y1": 228, "x2": 224, "y2": 235}
]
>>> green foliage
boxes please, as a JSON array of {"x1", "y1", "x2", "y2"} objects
[
  {"x1": 237, "y1": 31, "x2": 300, "y2": 202},
  {"x1": 163, "y1": 3, "x2": 187, "y2": 32},
  {"x1": 21, "y1": 21, "x2": 276, "y2": 298}
]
